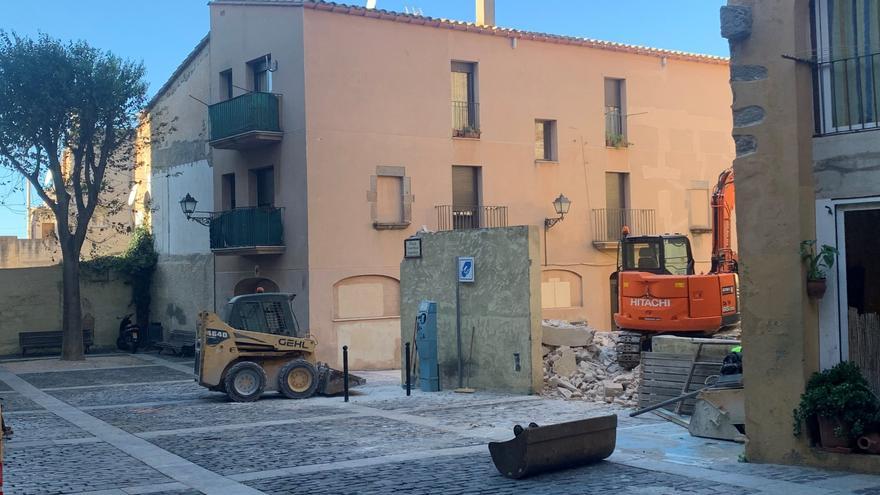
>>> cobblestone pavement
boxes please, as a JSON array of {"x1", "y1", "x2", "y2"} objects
[{"x1": 1, "y1": 352, "x2": 879, "y2": 495}]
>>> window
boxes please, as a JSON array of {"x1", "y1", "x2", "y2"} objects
[
  {"x1": 376, "y1": 176, "x2": 403, "y2": 223},
  {"x1": 451, "y1": 61, "x2": 479, "y2": 136},
  {"x1": 604, "y1": 78, "x2": 626, "y2": 147},
  {"x1": 452, "y1": 166, "x2": 481, "y2": 229},
  {"x1": 688, "y1": 187, "x2": 711, "y2": 233},
  {"x1": 220, "y1": 69, "x2": 233, "y2": 100},
  {"x1": 604, "y1": 172, "x2": 629, "y2": 240},
  {"x1": 814, "y1": 0, "x2": 880, "y2": 134},
  {"x1": 40, "y1": 222, "x2": 55, "y2": 239},
  {"x1": 222, "y1": 173, "x2": 236, "y2": 210},
  {"x1": 623, "y1": 241, "x2": 661, "y2": 271},
  {"x1": 250, "y1": 55, "x2": 272, "y2": 92},
  {"x1": 252, "y1": 167, "x2": 274, "y2": 208},
  {"x1": 663, "y1": 238, "x2": 691, "y2": 276},
  {"x1": 535, "y1": 119, "x2": 557, "y2": 161}
]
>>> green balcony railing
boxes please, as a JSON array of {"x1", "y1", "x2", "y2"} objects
[
  {"x1": 208, "y1": 92, "x2": 281, "y2": 142},
  {"x1": 210, "y1": 207, "x2": 284, "y2": 251}
]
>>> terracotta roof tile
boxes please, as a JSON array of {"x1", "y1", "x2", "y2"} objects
[{"x1": 211, "y1": 0, "x2": 728, "y2": 65}]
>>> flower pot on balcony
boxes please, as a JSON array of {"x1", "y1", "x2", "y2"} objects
[
  {"x1": 818, "y1": 415, "x2": 852, "y2": 450},
  {"x1": 807, "y1": 278, "x2": 827, "y2": 299}
]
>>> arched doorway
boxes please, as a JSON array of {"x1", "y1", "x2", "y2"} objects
[{"x1": 234, "y1": 277, "x2": 280, "y2": 296}]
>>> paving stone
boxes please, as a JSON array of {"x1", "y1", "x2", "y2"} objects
[
  {"x1": 1, "y1": 391, "x2": 45, "y2": 412},
  {"x1": 408, "y1": 397, "x2": 656, "y2": 432},
  {"x1": 246, "y1": 453, "x2": 758, "y2": 495},
  {"x1": 5, "y1": 411, "x2": 93, "y2": 443},
  {"x1": 710, "y1": 461, "x2": 851, "y2": 484},
  {"x1": 19, "y1": 365, "x2": 193, "y2": 389},
  {"x1": 47, "y1": 380, "x2": 216, "y2": 407},
  {"x1": 4, "y1": 441, "x2": 172, "y2": 494},
  {"x1": 90, "y1": 400, "x2": 350, "y2": 434},
  {"x1": 149, "y1": 415, "x2": 479, "y2": 476}
]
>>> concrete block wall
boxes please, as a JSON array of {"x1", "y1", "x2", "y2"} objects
[{"x1": 400, "y1": 226, "x2": 542, "y2": 394}]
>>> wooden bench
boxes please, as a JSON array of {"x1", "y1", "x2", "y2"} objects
[
  {"x1": 19, "y1": 329, "x2": 94, "y2": 356},
  {"x1": 155, "y1": 329, "x2": 196, "y2": 356}
]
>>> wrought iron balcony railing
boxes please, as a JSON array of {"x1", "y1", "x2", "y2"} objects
[
  {"x1": 815, "y1": 52, "x2": 880, "y2": 136},
  {"x1": 452, "y1": 100, "x2": 480, "y2": 138},
  {"x1": 592, "y1": 208, "x2": 655, "y2": 244},
  {"x1": 435, "y1": 205, "x2": 508, "y2": 231}
]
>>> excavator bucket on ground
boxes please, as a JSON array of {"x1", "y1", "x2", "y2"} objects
[
  {"x1": 488, "y1": 414, "x2": 617, "y2": 479},
  {"x1": 316, "y1": 363, "x2": 366, "y2": 396}
]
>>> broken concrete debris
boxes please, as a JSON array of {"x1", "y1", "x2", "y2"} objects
[{"x1": 542, "y1": 320, "x2": 640, "y2": 407}]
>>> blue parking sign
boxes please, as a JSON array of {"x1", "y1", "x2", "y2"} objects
[{"x1": 458, "y1": 257, "x2": 475, "y2": 283}]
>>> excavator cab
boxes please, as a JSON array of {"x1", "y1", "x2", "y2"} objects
[{"x1": 619, "y1": 235, "x2": 695, "y2": 276}]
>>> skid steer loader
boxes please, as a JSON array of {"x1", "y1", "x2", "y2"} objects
[{"x1": 195, "y1": 293, "x2": 364, "y2": 402}]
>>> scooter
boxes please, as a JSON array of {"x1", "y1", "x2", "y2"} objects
[{"x1": 117, "y1": 314, "x2": 140, "y2": 354}]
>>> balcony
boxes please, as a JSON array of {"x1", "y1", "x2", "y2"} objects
[
  {"x1": 208, "y1": 92, "x2": 282, "y2": 150},
  {"x1": 435, "y1": 205, "x2": 508, "y2": 231},
  {"x1": 591, "y1": 208, "x2": 655, "y2": 249},
  {"x1": 452, "y1": 101, "x2": 480, "y2": 138},
  {"x1": 210, "y1": 207, "x2": 285, "y2": 255},
  {"x1": 814, "y1": 52, "x2": 880, "y2": 136}
]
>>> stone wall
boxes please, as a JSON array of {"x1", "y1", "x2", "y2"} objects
[
  {"x1": 400, "y1": 226, "x2": 542, "y2": 394},
  {"x1": 0, "y1": 266, "x2": 131, "y2": 355}
]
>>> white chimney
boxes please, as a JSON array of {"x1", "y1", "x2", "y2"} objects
[{"x1": 476, "y1": 0, "x2": 495, "y2": 26}]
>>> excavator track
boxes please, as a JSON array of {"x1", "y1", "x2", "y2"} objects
[{"x1": 616, "y1": 331, "x2": 645, "y2": 370}]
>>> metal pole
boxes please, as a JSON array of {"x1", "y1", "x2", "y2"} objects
[
  {"x1": 405, "y1": 342, "x2": 411, "y2": 396},
  {"x1": 343, "y1": 345, "x2": 349, "y2": 403},
  {"x1": 455, "y1": 259, "x2": 463, "y2": 389},
  {"x1": 629, "y1": 387, "x2": 706, "y2": 418}
]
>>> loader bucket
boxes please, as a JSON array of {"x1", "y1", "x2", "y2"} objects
[
  {"x1": 488, "y1": 414, "x2": 617, "y2": 479},
  {"x1": 316, "y1": 363, "x2": 366, "y2": 396}
]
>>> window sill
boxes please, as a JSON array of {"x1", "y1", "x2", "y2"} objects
[
  {"x1": 373, "y1": 221, "x2": 411, "y2": 231},
  {"x1": 535, "y1": 159, "x2": 559, "y2": 165},
  {"x1": 606, "y1": 145, "x2": 630, "y2": 150},
  {"x1": 333, "y1": 315, "x2": 401, "y2": 323},
  {"x1": 690, "y1": 227, "x2": 712, "y2": 234},
  {"x1": 452, "y1": 135, "x2": 481, "y2": 141}
]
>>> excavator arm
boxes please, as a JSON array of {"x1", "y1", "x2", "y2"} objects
[{"x1": 710, "y1": 168, "x2": 738, "y2": 274}]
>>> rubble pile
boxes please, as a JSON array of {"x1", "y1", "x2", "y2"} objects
[{"x1": 541, "y1": 320, "x2": 640, "y2": 407}]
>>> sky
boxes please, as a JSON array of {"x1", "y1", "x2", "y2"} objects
[{"x1": 0, "y1": 0, "x2": 728, "y2": 238}]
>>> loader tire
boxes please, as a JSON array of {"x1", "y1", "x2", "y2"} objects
[
  {"x1": 279, "y1": 359, "x2": 319, "y2": 399},
  {"x1": 224, "y1": 361, "x2": 267, "y2": 402}
]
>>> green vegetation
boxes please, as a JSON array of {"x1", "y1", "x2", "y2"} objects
[
  {"x1": 800, "y1": 240, "x2": 839, "y2": 281},
  {"x1": 793, "y1": 361, "x2": 878, "y2": 439},
  {"x1": 84, "y1": 227, "x2": 158, "y2": 329}
]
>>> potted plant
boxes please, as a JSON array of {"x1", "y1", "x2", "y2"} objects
[
  {"x1": 800, "y1": 240, "x2": 838, "y2": 298},
  {"x1": 793, "y1": 361, "x2": 879, "y2": 450},
  {"x1": 605, "y1": 132, "x2": 628, "y2": 148}
]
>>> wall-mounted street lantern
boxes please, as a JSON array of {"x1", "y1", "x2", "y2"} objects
[
  {"x1": 544, "y1": 193, "x2": 571, "y2": 229},
  {"x1": 179, "y1": 193, "x2": 212, "y2": 226}
]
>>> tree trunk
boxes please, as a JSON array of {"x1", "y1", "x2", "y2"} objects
[{"x1": 60, "y1": 249, "x2": 85, "y2": 361}]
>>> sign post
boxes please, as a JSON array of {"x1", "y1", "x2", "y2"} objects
[{"x1": 455, "y1": 256, "x2": 475, "y2": 389}]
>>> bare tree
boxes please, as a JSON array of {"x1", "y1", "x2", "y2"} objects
[{"x1": 0, "y1": 33, "x2": 147, "y2": 360}]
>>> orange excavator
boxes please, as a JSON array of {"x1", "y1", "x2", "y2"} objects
[{"x1": 613, "y1": 168, "x2": 738, "y2": 369}]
